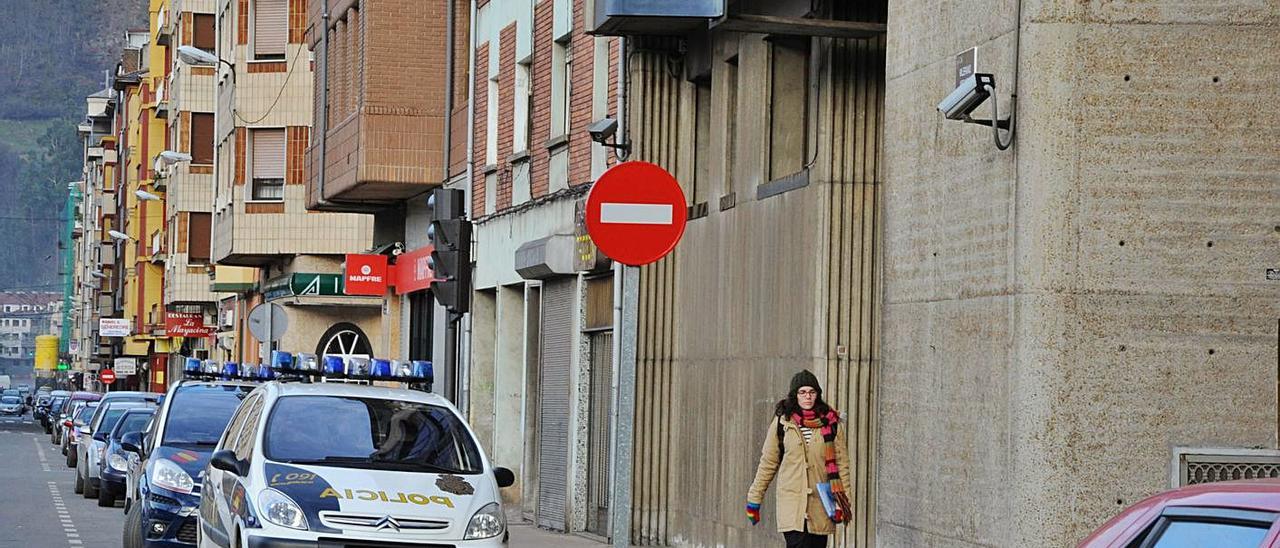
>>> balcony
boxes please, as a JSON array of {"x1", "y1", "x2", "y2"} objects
[
  {"x1": 211, "y1": 183, "x2": 374, "y2": 266},
  {"x1": 305, "y1": 0, "x2": 450, "y2": 212}
]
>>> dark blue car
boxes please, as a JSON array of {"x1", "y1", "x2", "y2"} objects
[
  {"x1": 122, "y1": 380, "x2": 256, "y2": 548},
  {"x1": 100, "y1": 407, "x2": 155, "y2": 507}
]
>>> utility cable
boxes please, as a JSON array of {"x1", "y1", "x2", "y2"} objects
[{"x1": 233, "y1": 46, "x2": 306, "y2": 126}]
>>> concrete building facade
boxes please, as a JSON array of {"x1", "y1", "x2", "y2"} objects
[{"x1": 875, "y1": 2, "x2": 1280, "y2": 546}]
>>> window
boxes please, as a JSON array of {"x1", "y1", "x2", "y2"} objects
[
  {"x1": 514, "y1": 61, "x2": 531, "y2": 153},
  {"x1": 692, "y1": 79, "x2": 711, "y2": 210},
  {"x1": 723, "y1": 56, "x2": 739, "y2": 199},
  {"x1": 768, "y1": 38, "x2": 810, "y2": 181},
  {"x1": 252, "y1": 0, "x2": 287, "y2": 60},
  {"x1": 250, "y1": 129, "x2": 285, "y2": 201},
  {"x1": 193, "y1": 14, "x2": 216, "y2": 53},
  {"x1": 188, "y1": 212, "x2": 212, "y2": 264},
  {"x1": 486, "y1": 78, "x2": 498, "y2": 164},
  {"x1": 1148, "y1": 520, "x2": 1268, "y2": 548},
  {"x1": 263, "y1": 396, "x2": 484, "y2": 474},
  {"x1": 232, "y1": 396, "x2": 264, "y2": 462},
  {"x1": 162, "y1": 385, "x2": 254, "y2": 446},
  {"x1": 550, "y1": 39, "x2": 570, "y2": 138},
  {"x1": 408, "y1": 291, "x2": 434, "y2": 361},
  {"x1": 190, "y1": 113, "x2": 214, "y2": 165}
]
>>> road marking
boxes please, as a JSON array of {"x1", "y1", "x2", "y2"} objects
[
  {"x1": 48, "y1": 483, "x2": 82, "y2": 547},
  {"x1": 600, "y1": 203, "x2": 673, "y2": 224}
]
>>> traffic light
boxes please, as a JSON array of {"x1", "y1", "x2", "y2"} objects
[{"x1": 426, "y1": 188, "x2": 471, "y2": 314}]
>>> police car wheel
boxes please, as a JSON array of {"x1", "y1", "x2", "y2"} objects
[{"x1": 123, "y1": 500, "x2": 143, "y2": 548}]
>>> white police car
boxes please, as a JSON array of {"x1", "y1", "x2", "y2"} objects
[{"x1": 196, "y1": 356, "x2": 513, "y2": 548}]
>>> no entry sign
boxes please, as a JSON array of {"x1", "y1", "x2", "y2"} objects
[
  {"x1": 585, "y1": 161, "x2": 688, "y2": 266},
  {"x1": 100, "y1": 369, "x2": 116, "y2": 384}
]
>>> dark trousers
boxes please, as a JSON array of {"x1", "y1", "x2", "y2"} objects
[{"x1": 783, "y1": 523, "x2": 829, "y2": 548}]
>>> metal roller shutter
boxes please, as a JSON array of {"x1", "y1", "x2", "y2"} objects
[
  {"x1": 536, "y1": 278, "x2": 574, "y2": 531},
  {"x1": 253, "y1": 0, "x2": 287, "y2": 58}
]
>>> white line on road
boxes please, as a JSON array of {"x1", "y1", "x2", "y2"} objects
[
  {"x1": 48, "y1": 483, "x2": 81, "y2": 547},
  {"x1": 600, "y1": 203, "x2": 673, "y2": 224}
]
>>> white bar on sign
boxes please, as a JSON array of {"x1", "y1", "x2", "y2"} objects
[{"x1": 600, "y1": 203, "x2": 673, "y2": 225}]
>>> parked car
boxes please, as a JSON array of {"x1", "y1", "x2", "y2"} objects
[
  {"x1": 39, "y1": 391, "x2": 70, "y2": 432},
  {"x1": 78, "y1": 398, "x2": 157, "y2": 499},
  {"x1": 76, "y1": 392, "x2": 162, "y2": 499},
  {"x1": 98, "y1": 407, "x2": 155, "y2": 507},
  {"x1": 52, "y1": 391, "x2": 101, "y2": 445},
  {"x1": 63, "y1": 401, "x2": 99, "y2": 465},
  {"x1": 121, "y1": 379, "x2": 256, "y2": 548},
  {"x1": 198, "y1": 381, "x2": 513, "y2": 548},
  {"x1": 1079, "y1": 478, "x2": 1280, "y2": 547},
  {"x1": 0, "y1": 395, "x2": 24, "y2": 415}
]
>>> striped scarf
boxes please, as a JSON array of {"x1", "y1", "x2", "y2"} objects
[{"x1": 792, "y1": 409, "x2": 852, "y2": 523}]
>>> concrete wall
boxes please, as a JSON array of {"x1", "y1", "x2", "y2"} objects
[{"x1": 877, "y1": 2, "x2": 1280, "y2": 546}]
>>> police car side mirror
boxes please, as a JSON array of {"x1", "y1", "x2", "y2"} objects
[
  {"x1": 494, "y1": 467, "x2": 515, "y2": 489},
  {"x1": 121, "y1": 432, "x2": 142, "y2": 453},
  {"x1": 210, "y1": 450, "x2": 246, "y2": 476}
]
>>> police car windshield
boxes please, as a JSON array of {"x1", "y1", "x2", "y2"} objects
[
  {"x1": 264, "y1": 396, "x2": 484, "y2": 474},
  {"x1": 162, "y1": 385, "x2": 253, "y2": 446}
]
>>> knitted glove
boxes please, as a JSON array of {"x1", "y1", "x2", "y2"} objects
[{"x1": 745, "y1": 502, "x2": 761, "y2": 525}]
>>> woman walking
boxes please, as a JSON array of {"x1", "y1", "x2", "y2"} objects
[{"x1": 746, "y1": 370, "x2": 853, "y2": 548}]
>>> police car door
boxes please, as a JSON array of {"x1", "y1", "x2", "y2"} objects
[{"x1": 207, "y1": 394, "x2": 263, "y2": 537}]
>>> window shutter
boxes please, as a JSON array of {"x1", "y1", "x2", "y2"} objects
[
  {"x1": 193, "y1": 14, "x2": 216, "y2": 52},
  {"x1": 252, "y1": 129, "x2": 286, "y2": 180},
  {"x1": 254, "y1": 0, "x2": 287, "y2": 58},
  {"x1": 190, "y1": 113, "x2": 214, "y2": 164},
  {"x1": 188, "y1": 212, "x2": 212, "y2": 263}
]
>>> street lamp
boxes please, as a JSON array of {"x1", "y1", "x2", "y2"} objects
[
  {"x1": 107, "y1": 230, "x2": 130, "y2": 241},
  {"x1": 135, "y1": 190, "x2": 162, "y2": 202},
  {"x1": 176, "y1": 45, "x2": 235, "y2": 82},
  {"x1": 159, "y1": 150, "x2": 192, "y2": 164},
  {"x1": 89, "y1": 271, "x2": 107, "y2": 279}
]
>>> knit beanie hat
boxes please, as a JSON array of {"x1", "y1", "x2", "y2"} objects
[{"x1": 788, "y1": 369, "x2": 821, "y2": 398}]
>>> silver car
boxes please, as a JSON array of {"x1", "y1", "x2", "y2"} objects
[
  {"x1": 0, "y1": 395, "x2": 23, "y2": 415},
  {"x1": 76, "y1": 393, "x2": 159, "y2": 500}
]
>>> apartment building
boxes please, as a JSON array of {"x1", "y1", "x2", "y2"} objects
[
  {"x1": 0, "y1": 294, "x2": 62, "y2": 376},
  {"x1": 111, "y1": 25, "x2": 174, "y2": 392},
  {"x1": 72, "y1": 87, "x2": 121, "y2": 378},
  {"x1": 210, "y1": 0, "x2": 378, "y2": 365},
  {"x1": 303, "y1": 0, "x2": 470, "y2": 392}
]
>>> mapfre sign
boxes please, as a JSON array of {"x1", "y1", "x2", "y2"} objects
[{"x1": 344, "y1": 254, "x2": 389, "y2": 296}]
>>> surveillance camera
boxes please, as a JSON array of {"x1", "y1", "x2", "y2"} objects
[
  {"x1": 937, "y1": 73, "x2": 995, "y2": 120},
  {"x1": 588, "y1": 118, "x2": 619, "y2": 144}
]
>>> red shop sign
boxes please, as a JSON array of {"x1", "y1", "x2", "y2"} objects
[
  {"x1": 165, "y1": 312, "x2": 215, "y2": 337},
  {"x1": 394, "y1": 245, "x2": 437, "y2": 296},
  {"x1": 345, "y1": 254, "x2": 390, "y2": 296}
]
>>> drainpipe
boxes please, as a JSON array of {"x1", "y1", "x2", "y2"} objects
[
  {"x1": 614, "y1": 37, "x2": 628, "y2": 161},
  {"x1": 317, "y1": 8, "x2": 331, "y2": 206},
  {"x1": 443, "y1": 0, "x2": 455, "y2": 177}
]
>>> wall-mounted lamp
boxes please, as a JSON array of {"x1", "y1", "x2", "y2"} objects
[
  {"x1": 135, "y1": 190, "x2": 162, "y2": 202},
  {"x1": 107, "y1": 230, "x2": 131, "y2": 241}
]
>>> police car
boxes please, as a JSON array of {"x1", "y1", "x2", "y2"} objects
[
  {"x1": 197, "y1": 353, "x2": 514, "y2": 547},
  {"x1": 123, "y1": 361, "x2": 259, "y2": 548}
]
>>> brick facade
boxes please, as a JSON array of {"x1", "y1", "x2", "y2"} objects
[
  {"x1": 496, "y1": 24, "x2": 516, "y2": 211},
  {"x1": 472, "y1": 0, "x2": 619, "y2": 218},
  {"x1": 472, "y1": 41, "x2": 489, "y2": 215}
]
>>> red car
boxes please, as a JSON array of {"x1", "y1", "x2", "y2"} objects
[{"x1": 1080, "y1": 478, "x2": 1280, "y2": 547}]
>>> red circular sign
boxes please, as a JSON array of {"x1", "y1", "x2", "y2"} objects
[
  {"x1": 585, "y1": 162, "x2": 688, "y2": 266},
  {"x1": 100, "y1": 369, "x2": 116, "y2": 384}
]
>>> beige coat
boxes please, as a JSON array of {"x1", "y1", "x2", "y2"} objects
[{"x1": 746, "y1": 414, "x2": 853, "y2": 534}]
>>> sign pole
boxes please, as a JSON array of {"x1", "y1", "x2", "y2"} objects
[{"x1": 610, "y1": 262, "x2": 639, "y2": 547}]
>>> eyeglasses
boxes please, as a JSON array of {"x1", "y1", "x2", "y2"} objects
[{"x1": 796, "y1": 389, "x2": 818, "y2": 396}]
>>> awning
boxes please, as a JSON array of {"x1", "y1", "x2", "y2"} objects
[{"x1": 122, "y1": 339, "x2": 150, "y2": 356}]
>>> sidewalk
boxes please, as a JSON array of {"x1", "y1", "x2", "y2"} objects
[{"x1": 508, "y1": 522, "x2": 634, "y2": 547}]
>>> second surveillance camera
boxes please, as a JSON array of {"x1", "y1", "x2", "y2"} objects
[
  {"x1": 588, "y1": 118, "x2": 619, "y2": 144},
  {"x1": 937, "y1": 73, "x2": 995, "y2": 120}
]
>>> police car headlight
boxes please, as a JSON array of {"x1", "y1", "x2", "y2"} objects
[
  {"x1": 259, "y1": 488, "x2": 308, "y2": 530},
  {"x1": 152, "y1": 458, "x2": 195, "y2": 494},
  {"x1": 464, "y1": 502, "x2": 505, "y2": 540},
  {"x1": 108, "y1": 453, "x2": 129, "y2": 472}
]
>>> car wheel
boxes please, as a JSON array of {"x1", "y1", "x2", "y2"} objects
[
  {"x1": 97, "y1": 483, "x2": 114, "y2": 507},
  {"x1": 122, "y1": 499, "x2": 143, "y2": 548},
  {"x1": 74, "y1": 467, "x2": 84, "y2": 494},
  {"x1": 84, "y1": 471, "x2": 98, "y2": 499}
]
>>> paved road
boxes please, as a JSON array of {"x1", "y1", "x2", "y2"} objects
[{"x1": 0, "y1": 414, "x2": 124, "y2": 548}]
